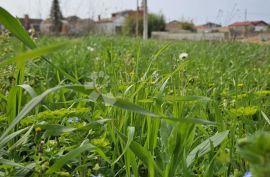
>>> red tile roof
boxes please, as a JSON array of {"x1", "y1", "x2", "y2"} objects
[
  {"x1": 195, "y1": 25, "x2": 208, "y2": 29},
  {"x1": 96, "y1": 18, "x2": 113, "y2": 23},
  {"x1": 112, "y1": 10, "x2": 143, "y2": 17},
  {"x1": 229, "y1": 21, "x2": 268, "y2": 27}
]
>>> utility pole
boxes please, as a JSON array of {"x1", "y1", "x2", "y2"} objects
[
  {"x1": 143, "y1": 0, "x2": 148, "y2": 40},
  {"x1": 136, "y1": 0, "x2": 139, "y2": 37},
  {"x1": 244, "y1": 8, "x2": 247, "y2": 37},
  {"x1": 244, "y1": 9, "x2": 247, "y2": 21},
  {"x1": 88, "y1": 0, "x2": 91, "y2": 33}
]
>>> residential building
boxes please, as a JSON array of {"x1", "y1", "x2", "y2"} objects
[
  {"x1": 166, "y1": 20, "x2": 194, "y2": 33},
  {"x1": 229, "y1": 21, "x2": 269, "y2": 37},
  {"x1": 40, "y1": 16, "x2": 95, "y2": 35},
  {"x1": 195, "y1": 22, "x2": 222, "y2": 33},
  {"x1": 95, "y1": 17, "x2": 114, "y2": 34},
  {"x1": 95, "y1": 9, "x2": 143, "y2": 35},
  {"x1": 63, "y1": 16, "x2": 95, "y2": 35},
  {"x1": 19, "y1": 15, "x2": 42, "y2": 33}
]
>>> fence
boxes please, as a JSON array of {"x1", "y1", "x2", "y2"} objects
[{"x1": 152, "y1": 31, "x2": 228, "y2": 41}]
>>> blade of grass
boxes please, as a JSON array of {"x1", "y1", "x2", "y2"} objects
[
  {"x1": 102, "y1": 95, "x2": 215, "y2": 125},
  {"x1": 18, "y1": 84, "x2": 37, "y2": 98},
  {"x1": 39, "y1": 124, "x2": 77, "y2": 137},
  {"x1": 186, "y1": 130, "x2": 229, "y2": 167},
  {"x1": 112, "y1": 126, "x2": 135, "y2": 165},
  {"x1": 116, "y1": 129, "x2": 163, "y2": 177},
  {"x1": 0, "y1": 7, "x2": 36, "y2": 49},
  {"x1": 46, "y1": 143, "x2": 108, "y2": 174},
  {"x1": 0, "y1": 127, "x2": 29, "y2": 149},
  {"x1": 261, "y1": 111, "x2": 270, "y2": 125},
  {"x1": 9, "y1": 126, "x2": 33, "y2": 151},
  {"x1": 0, "y1": 84, "x2": 94, "y2": 140},
  {"x1": 0, "y1": 92, "x2": 7, "y2": 102},
  {"x1": 165, "y1": 95, "x2": 211, "y2": 102},
  {"x1": 0, "y1": 158, "x2": 28, "y2": 169},
  {"x1": 0, "y1": 42, "x2": 72, "y2": 67},
  {"x1": 0, "y1": 7, "x2": 79, "y2": 84}
]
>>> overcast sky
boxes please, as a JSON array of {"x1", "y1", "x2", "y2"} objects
[{"x1": 0, "y1": 0, "x2": 270, "y2": 25}]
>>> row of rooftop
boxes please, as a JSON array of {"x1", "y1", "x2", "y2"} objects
[
  {"x1": 167, "y1": 20, "x2": 269, "y2": 34},
  {"x1": 0, "y1": 8, "x2": 269, "y2": 38},
  {"x1": 0, "y1": 10, "x2": 145, "y2": 35}
]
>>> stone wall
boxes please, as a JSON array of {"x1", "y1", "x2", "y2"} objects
[
  {"x1": 152, "y1": 31, "x2": 227, "y2": 41},
  {"x1": 94, "y1": 22, "x2": 115, "y2": 35}
]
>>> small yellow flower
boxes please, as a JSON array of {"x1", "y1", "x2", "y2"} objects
[
  {"x1": 230, "y1": 106, "x2": 257, "y2": 116},
  {"x1": 233, "y1": 93, "x2": 247, "y2": 100},
  {"x1": 35, "y1": 127, "x2": 42, "y2": 133},
  {"x1": 255, "y1": 90, "x2": 270, "y2": 97},
  {"x1": 237, "y1": 83, "x2": 244, "y2": 88}
]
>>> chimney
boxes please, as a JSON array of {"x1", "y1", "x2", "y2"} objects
[
  {"x1": 24, "y1": 14, "x2": 30, "y2": 30},
  {"x1": 98, "y1": 15, "x2": 101, "y2": 21}
]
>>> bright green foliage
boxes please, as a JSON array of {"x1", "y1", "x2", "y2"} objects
[
  {"x1": 230, "y1": 106, "x2": 258, "y2": 116},
  {"x1": 0, "y1": 7, "x2": 36, "y2": 49},
  {"x1": 238, "y1": 132, "x2": 270, "y2": 177},
  {"x1": 1, "y1": 6, "x2": 270, "y2": 177}
]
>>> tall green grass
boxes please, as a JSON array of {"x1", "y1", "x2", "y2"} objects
[{"x1": 1, "y1": 6, "x2": 270, "y2": 177}]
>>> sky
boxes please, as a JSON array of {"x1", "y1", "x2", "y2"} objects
[{"x1": 0, "y1": 0, "x2": 270, "y2": 25}]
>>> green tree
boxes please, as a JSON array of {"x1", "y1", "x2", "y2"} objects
[
  {"x1": 123, "y1": 13, "x2": 165, "y2": 37},
  {"x1": 180, "y1": 21, "x2": 195, "y2": 31},
  {"x1": 50, "y1": 0, "x2": 63, "y2": 34}
]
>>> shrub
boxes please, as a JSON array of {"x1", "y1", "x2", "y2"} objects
[
  {"x1": 122, "y1": 13, "x2": 166, "y2": 37},
  {"x1": 181, "y1": 21, "x2": 195, "y2": 31}
]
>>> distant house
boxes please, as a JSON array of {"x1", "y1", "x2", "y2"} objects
[
  {"x1": 40, "y1": 16, "x2": 95, "y2": 35},
  {"x1": 95, "y1": 16, "x2": 114, "y2": 34},
  {"x1": 95, "y1": 9, "x2": 143, "y2": 35},
  {"x1": 112, "y1": 10, "x2": 143, "y2": 34},
  {"x1": 229, "y1": 21, "x2": 269, "y2": 35},
  {"x1": 216, "y1": 26, "x2": 229, "y2": 33},
  {"x1": 166, "y1": 20, "x2": 183, "y2": 32},
  {"x1": 40, "y1": 19, "x2": 54, "y2": 34},
  {"x1": 19, "y1": 15, "x2": 42, "y2": 33},
  {"x1": 195, "y1": 22, "x2": 222, "y2": 33},
  {"x1": 166, "y1": 20, "x2": 194, "y2": 33},
  {"x1": 63, "y1": 16, "x2": 95, "y2": 35}
]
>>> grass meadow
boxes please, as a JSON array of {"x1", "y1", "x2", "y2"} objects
[{"x1": 1, "y1": 7, "x2": 270, "y2": 177}]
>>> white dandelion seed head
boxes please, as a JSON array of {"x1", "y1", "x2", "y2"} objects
[
  {"x1": 87, "y1": 46, "x2": 95, "y2": 52},
  {"x1": 179, "y1": 52, "x2": 189, "y2": 60}
]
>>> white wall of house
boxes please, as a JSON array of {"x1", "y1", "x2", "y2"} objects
[
  {"x1": 40, "y1": 20, "x2": 53, "y2": 34},
  {"x1": 95, "y1": 22, "x2": 115, "y2": 34},
  {"x1": 255, "y1": 25, "x2": 268, "y2": 32},
  {"x1": 68, "y1": 19, "x2": 95, "y2": 35},
  {"x1": 95, "y1": 15, "x2": 127, "y2": 35},
  {"x1": 113, "y1": 16, "x2": 125, "y2": 28},
  {"x1": 152, "y1": 31, "x2": 226, "y2": 41}
]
